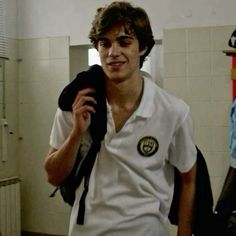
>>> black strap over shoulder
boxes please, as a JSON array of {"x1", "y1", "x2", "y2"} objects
[{"x1": 57, "y1": 64, "x2": 107, "y2": 224}]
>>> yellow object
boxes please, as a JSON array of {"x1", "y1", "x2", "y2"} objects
[{"x1": 232, "y1": 69, "x2": 236, "y2": 80}]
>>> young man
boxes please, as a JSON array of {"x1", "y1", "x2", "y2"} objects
[{"x1": 44, "y1": 2, "x2": 197, "y2": 236}]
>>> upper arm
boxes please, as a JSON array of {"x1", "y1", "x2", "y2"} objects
[
  {"x1": 180, "y1": 162, "x2": 197, "y2": 185},
  {"x1": 169, "y1": 113, "x2": 197, "y2": 173},
  {"x1": 49, "y1": 108, "x2": 73, "y2": 150}
]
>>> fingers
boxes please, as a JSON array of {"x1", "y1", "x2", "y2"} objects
[{"x1": 72, "y1": 87, "x2": 97, "y2": 114}]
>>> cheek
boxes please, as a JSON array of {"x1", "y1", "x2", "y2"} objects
[
  {"x1": 129, "y1": 47, "x2": 141, "y2": 57},
  {"x1": 98, "y1": 50, "x2": 106, "y2": 61},
  {"x1": 129, "y1": 49, "x2": 141, "y2": 63}
]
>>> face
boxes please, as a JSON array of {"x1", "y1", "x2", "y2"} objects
[{"x1": 97, "y1": 24, "x2": 146, "y2": 83}]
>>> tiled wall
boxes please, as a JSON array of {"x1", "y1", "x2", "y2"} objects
[
  {"x1": 163, "y1": 25, "x2": 235, "y2": 235},
  {"x1": 0, "y1": 38, "x2": 19, "y2": 178},
  {"x1": 18, "y1": 36, "x2": 71, "y2": 235},
  {"x1": 70, "y1": 45, "x2": 89, "y2": 81}
]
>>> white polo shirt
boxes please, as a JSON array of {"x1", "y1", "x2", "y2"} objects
[{"x1": 49, "y1": 74, "x2": 197, "y2": 236}]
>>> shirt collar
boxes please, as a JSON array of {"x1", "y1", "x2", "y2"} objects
[{"x1": 134, "y1": 73, "x2": 156, "y2": 118}]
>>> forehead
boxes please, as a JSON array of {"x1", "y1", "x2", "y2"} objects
[{"x1": 99, "y1": 24, "x2": 135, "y2": 39}]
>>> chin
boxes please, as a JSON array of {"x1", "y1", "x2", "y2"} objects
[{"x1": 103, "y1": 66, "x2": 131, "y2": 82}]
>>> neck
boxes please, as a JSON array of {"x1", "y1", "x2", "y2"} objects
[
  {"x1": 105, "y1": 74, "x2": 144, "y2": 110},
  {"x1": 105, "y1": 74, "x2": 144, "y2": 132}
]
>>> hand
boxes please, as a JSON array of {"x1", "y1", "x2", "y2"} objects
[{"x1": 71, "y1": 87, "x2": 97, "y2": 138}]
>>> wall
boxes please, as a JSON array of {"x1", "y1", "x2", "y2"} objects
[
  {"x1": 5, "y1": 0, "x2": 17, "y2": 38},
  {"x1": 18, "y1": 36, "x2": 70, "y2": 235},
  {"x1": 163, "y1": 25, "x2": 234, "y2": 235},
  {"x1": 0, "y1": 38, "x2": 19, "y2": 179},
  {"x1": 16, "y1": 0, "x2": 236, "y2": 45},
  {"x1": 0, "y1": 0, "x2": 18, "y2": 178},
  {"x1": 70, "y1": 46, "x2": 89, "y2": 81}
]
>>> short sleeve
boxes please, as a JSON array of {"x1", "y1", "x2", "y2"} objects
[
  {"x1": 49, "y1": 108, "x2": 73, "y2": 149},
  {"x1": 168, "y1": 112, "x2": 197, "y2": 173}
]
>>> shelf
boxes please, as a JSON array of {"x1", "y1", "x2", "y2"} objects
[{"x1": 223, "y1": 49, "x2": 236, "y2": 56}]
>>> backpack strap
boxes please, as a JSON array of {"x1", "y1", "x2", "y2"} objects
[{"x1": 77, "y1": 141, "x2": 101, "y2": 224}]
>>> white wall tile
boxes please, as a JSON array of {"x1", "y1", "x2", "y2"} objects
[
  {"x1": 188, "y1": 52, "x2": 211, "y2": 76},
  {"x1": 211, "y1": 101, "x2": 231, "y2": 126},
  {"x1": 49, "y1": 59, "x2": 70, "y2": 82},
  {"x1": 188, "y1": 77, "x2": 211, "y2": 101},
  {"x1": 212, "y1": 126, "x2": 229, "y2": 152},
  {"x1": 190, "y1": 102, "x2": 212, "y2": 126},
  {"x1": 163, "y1": 77, "x2": 188, "y2": 101},
  {"x1": 206, "y1": 152, "x2": 230, "y2": 177},
  {"x1": 70, "y1": 46, "x2": 89, "y2": 81},
  {"x1": 49, "y1": 36, "x2": 69, "y2": 59},
  {"x1": 18, "y1": 38, "x2": 50, "y2": 60},
  {"x1": 7, "y1": 38, "x2": 18, "y2": 60},
  {"x1": 19, "y1": 79, "x2": 66, "y2": 105},
  {"x1": 212, "y1": 76, "x2": 231, "y2": 101},
  {"x1": 5, "y1": 61, "x2": 18, "y2": 83},
  {"x1": 211, "y1": 52, "x2": 231, "y2": 76},
  {"x1": 5, "y1": 81, "x2": 18, "y2": 104},
  {"x1": 187, "y1": 27, "x2": 211, "y2": 52},
  {"x1": 164, "y1": 53, "x2": 186, "y2": 77},
  {"x1": 163, "y1": 29, "x2": 187, "y2": 53},
  {"x1": 193, "y1": 125, "x2": 213, "y2": 152},
  {"x1": 18, "y1": 59, "x2": 50, "y2": 82}
]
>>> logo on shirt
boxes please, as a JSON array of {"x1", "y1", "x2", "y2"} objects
[{"x1": 137, "y1": 136, "x2": 159, "y2": 157}]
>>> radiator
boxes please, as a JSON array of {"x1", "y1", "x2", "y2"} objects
[{"x1": 0, "y1": 177, "x2": 21, "y2": 236}]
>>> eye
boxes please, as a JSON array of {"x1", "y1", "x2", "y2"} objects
[
  {"x1": 118, "y1": 39, "x2": 132, "y2": 47},
  {"x1": 99, "y1": 40, "x2": 111, "y2": 48},
  {"x1": 117, "y1": 36, "x2": 133, "y2": 47}
]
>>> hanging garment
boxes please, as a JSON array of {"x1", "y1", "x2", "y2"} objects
[
  {"x1": 168, "y1": 146, "x2": 214, "y2": 236},
  {"x1": 214, "y1": 167, "x2": 236, "y2": 236},
  {"x1": 228, "y1": 29, "x2": 236, "y2": 49},
  {"x1": 229, "y1": 99, "x2": 236, "y2": 168}
]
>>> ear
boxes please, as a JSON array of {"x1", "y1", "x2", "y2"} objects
[{"x1": 139, "y1": 47, "x2": 147, "y2": 56}]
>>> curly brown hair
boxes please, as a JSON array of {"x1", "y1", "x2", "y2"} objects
[{"x1": 88, "y1": 1, "x2": 155, "y2": 68}]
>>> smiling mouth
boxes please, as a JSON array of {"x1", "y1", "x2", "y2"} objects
[{"x1": 107, "y1": 61, "x2": 125, "y2": 66}]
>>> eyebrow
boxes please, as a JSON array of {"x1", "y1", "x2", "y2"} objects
[
  {"x1": 117, "y1": 35, "x2": 135, "y2": 40},
  {"x1": 98, "y1": 35, "x2": 135, "y2": 41}
]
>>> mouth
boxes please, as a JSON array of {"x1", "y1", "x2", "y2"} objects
[{"x1": 107, "y1": 61, "x2": 125, "y2": 67}]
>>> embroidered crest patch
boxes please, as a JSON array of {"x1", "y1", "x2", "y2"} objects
[{"x1": 137, "y1": 136, "x2": 159, "y2": 157}]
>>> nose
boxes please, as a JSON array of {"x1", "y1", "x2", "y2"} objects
[{"x1": 108, "y1": 42, "x2": 120, "y2": 57}]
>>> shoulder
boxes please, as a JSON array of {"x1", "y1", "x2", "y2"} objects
[
  {"x1": 143, "y1": 75, "x2": 189, "y2": 123},
  {"x1": 52, "y1": 108, "x2": 73, "y2": 130}
]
